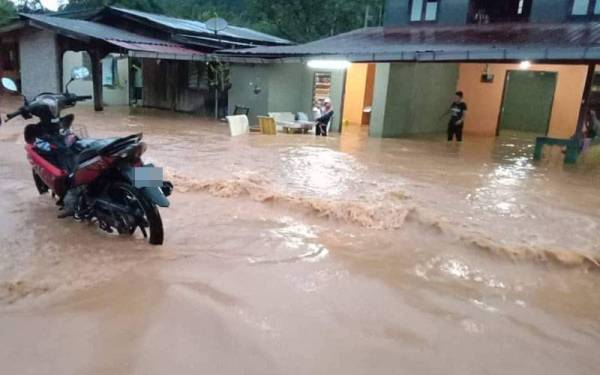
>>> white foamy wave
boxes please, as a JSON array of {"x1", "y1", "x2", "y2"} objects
[
  {"x1": 167, "y1": 171, "x2": 600, "y2": 270},
  {"x1": 167, "y1": 171, "x2": 415, "y2": 230}
]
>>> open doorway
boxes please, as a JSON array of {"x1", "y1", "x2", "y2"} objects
[
  {"x1": 342, "y1": 63, "x2": 376, "y2": 126},
  {"x1": 313, "y1": 71, "x2": 332, "y2": 118},
  {"x1": 497, "y1": 70, "x2": 558, "y2": 135},
  {"x1": 130, "y1": 57, "x2": 143, "y2": 106}
]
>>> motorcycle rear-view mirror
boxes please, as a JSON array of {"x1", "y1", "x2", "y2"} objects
[
  {"x1": 71, "y1": 66, "x2": 90, "y2": 80},
  {"x1": 1, "y1": 77, "x2": 18, "y2": 93}
]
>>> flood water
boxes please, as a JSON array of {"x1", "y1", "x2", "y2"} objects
[{"x1": 1, "y1": 96, "x2": 599, "y2": 374}]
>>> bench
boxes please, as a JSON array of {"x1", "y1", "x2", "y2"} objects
[{"x1": 533, "y1": 137, "x2": 579, "y2": 164}]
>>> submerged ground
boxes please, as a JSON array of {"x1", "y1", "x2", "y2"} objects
[{"x1": 1, "y1": 97, "x2": 599, "y2": 374}]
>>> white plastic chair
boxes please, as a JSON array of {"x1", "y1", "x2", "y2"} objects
[{"x1": 226, "y1": 115, "x2": 249, "y2": 137}]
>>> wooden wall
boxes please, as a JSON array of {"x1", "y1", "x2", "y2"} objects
[{"x1": 142, "y1": 59, "x2": 208, "y2": 114}]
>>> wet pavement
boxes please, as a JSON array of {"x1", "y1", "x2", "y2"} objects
[{"x1": 1, "y1": 96, "x2": 599, "y2": 374}]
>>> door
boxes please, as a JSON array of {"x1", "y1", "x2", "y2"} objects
[{"x1": 499, "y1": 70, "x2": 557, "y2": 135}]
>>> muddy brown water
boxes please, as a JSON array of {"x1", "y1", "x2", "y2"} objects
[{"x1": 1, "y1": 96, "x2": 599, "y2": 374}]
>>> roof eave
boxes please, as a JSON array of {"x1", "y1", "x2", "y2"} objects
[
  {"x1": 219, "y1": 46, "x2": 600, "y2": 64},
  {"x1": 0, "y1": 20, "x2": 27, "y2": 34}
]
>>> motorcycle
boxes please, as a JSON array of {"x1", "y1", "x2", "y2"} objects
[{"x1": 1, "y1": 67, "x2": 172, "y2": 245}]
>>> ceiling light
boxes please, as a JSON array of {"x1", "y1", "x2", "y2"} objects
[
  {"x1": 519, "y1": 61, "x2": 531, "y2": 70},
  {"x1": 307, "y1": 60, "x2": 351, "y2": 70}
]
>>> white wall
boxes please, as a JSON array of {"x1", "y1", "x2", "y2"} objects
[
  {"x1": 20, "y1": 29, "x2": 60, "y2": 99},
  {"x1": 62, "y1": 51, "x2": 130, "y2": 106}
]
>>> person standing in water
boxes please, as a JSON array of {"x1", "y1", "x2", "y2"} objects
[
  {"x1": 447, "y1": 91, "x2": 468, "y2": 142},
  {"x1": 315, "y1": 98, "x2": 334, "y2": 137}
]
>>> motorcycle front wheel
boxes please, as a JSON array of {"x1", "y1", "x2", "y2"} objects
[{"x1": 108, "y1": 182, "x2": 164, "y2": 245}]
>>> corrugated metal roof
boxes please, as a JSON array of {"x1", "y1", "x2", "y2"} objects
[
  {"x1": 21, "y1": 13, "x2": 206, "y2": 60},
  {"x1": 222, "y1": 22, "x2": 600, "y2": 62},
  {"x1": 22, "y1": 13, "x2": 172, "y2": 45},
  {"x1": 110, "y1": 7, "x2": 291, "y2": 45}
]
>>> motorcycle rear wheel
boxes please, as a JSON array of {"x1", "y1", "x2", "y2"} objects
[
  {"x1": 108, "y1": 182, "x2": 164, "y2": 245},
  {"x1": 32, "y1": 170, "x2": 49, "y2": 195}
]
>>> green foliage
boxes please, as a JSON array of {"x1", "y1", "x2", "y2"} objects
[
  {"x1": 246, "y1": 0, "x2": 384, "y2": 42},
  {"x1": 148, "y1": 0, "x2": 243, "y2": 25},
  {"x1": 59, "y1": 0, "x2": 384, "y2": 42},
  {"x1": 0, "y1": 0, "x2": 16, "y2": 26},
  {"x1": 63, "y1": 0, "x2": 163, "y2": 13},
  {"x1": 12, "y1": 0, "x2": 45, "y2": 13}
]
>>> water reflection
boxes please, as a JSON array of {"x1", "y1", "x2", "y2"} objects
[{"x1": 278, "y1": 147, "x2": 364, "y2": 197}]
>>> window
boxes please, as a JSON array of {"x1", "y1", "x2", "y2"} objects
[
  {"x1": 188, "y1": 62, "x2": 208, "y2": 90},
  {"x1": 0, "y1": 43, "x2": 18, "y2": 71},
  {"x1": 517, "y1": 0, "x2": 525, "y2": 14},
  {"x1": 572, "y1": 0, "x2": 590, "y2": 15},
  {"x1": 313, "y1": 72, "x2": 332, "y2": 112},
  {"x1": 570, "y1": 0, "x2": 600, "y2": 16},
  {"x1": 425, "y1": 1, "x2": 438, "y2": 20},
  {"x1": 410, "y1": 0, "x2": 439, "y2": 22}
]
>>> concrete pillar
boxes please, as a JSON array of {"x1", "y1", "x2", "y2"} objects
[
  {"x1": 19, "y1": 29, "x2": 61, "y2": 99},
  {"x1": 90, "y1": 50, "x2": 103, "y2": 111}
]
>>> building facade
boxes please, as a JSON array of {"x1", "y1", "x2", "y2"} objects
[
  {"x1": 228, "y1": 1, "x2": 599, "y2": 140},
  {"x1": 0, "y1": 7, "x2": 290, "y2": 116},
  {"x1": 369, "y1": 0, "x2": 599, "y2": 138},
  {"x1": 384, "y1": 0, "x2": 600, "y2": 26}
]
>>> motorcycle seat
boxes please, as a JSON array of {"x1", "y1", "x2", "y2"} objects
[{"x1": 73, "y1": 138, "x2": 118, "y2": 164}]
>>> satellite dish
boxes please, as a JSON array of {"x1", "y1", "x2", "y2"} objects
[{"x1": 206, "y1": 17, "x2": 228, "y2": 34}]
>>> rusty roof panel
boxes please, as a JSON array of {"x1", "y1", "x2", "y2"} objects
[
  {"x1": 222, "y1": 22, "x2": 600, "y2": 62},
  {"x1": 107, "y1": 40, "x2": 203, "y2": 56}
]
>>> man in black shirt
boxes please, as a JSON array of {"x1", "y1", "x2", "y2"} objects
[{"x1": 447, "y1": 91, "x2": 467, "y2": 142}]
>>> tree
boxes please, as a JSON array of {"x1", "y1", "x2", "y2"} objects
[
  {"x1": 62, "y1": 0, "x2": 163, "y2": 13},
  {"x1": 58, "y1": 0, "x2": 385, "y2": 43},
  {"x1": 0, "y1": 0, "x2": 16, "y2": 26},
  {"x1": 13, "y1": 0, "x2": 47, "y2": 13},
  {"x1": 246, "y1": 0, "x2": 385, "y2": 43}
]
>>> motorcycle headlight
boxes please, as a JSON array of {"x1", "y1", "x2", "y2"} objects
[{"x1": 134, "y1": 142, "x2": 148, "y2": 158}]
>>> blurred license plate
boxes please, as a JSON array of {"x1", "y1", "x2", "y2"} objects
[{"x1": 133, "y1": 167, "x2": 163, "y2": 188}]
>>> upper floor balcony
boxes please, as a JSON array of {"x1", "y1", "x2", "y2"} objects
[
  {"x1": 407, "y1": 0, "x2": 532, "y2": 24},
  {"x1": 466, "y1": 0, "x2": 532, "y2": 24},
  {"x1": 388, "y1": 0, "x2": 600, "y2": 27}
]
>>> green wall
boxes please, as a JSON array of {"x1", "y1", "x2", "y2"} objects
[
  {"x1": 229, "y1": 63, "x2": 344, "y2": 131},
  {"x1": 228, "y1": 64, "x2": 270, "y2": 125},
  {"x1": 530, "y1": 0, "x2": 569, "y2": 22},
  {"x1": 370, "y1": 62, "x2": 459, "y2": 138}
]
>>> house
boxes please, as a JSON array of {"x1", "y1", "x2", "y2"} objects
[
  {"x1": 224, "y1": 0, "x2": 600, "y2": 140},
  {"x1": 0, "y1": 7, "x2": 290, "y2": 116}
]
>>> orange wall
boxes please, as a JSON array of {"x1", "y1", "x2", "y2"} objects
[
  {"x1": 343, "y1": 64, "x2": 369, "y2": 125},
  {"x1": 457, "y1": 63, "x2": 588, "y2": 137}
]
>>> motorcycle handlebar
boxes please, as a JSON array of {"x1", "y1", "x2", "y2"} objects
[
  {"x1": 63, "y1": 94, "x2": 91, "y2": 106},
  {"x1": 6, "y1": 109, "x2": 22, "y2": 121}
]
